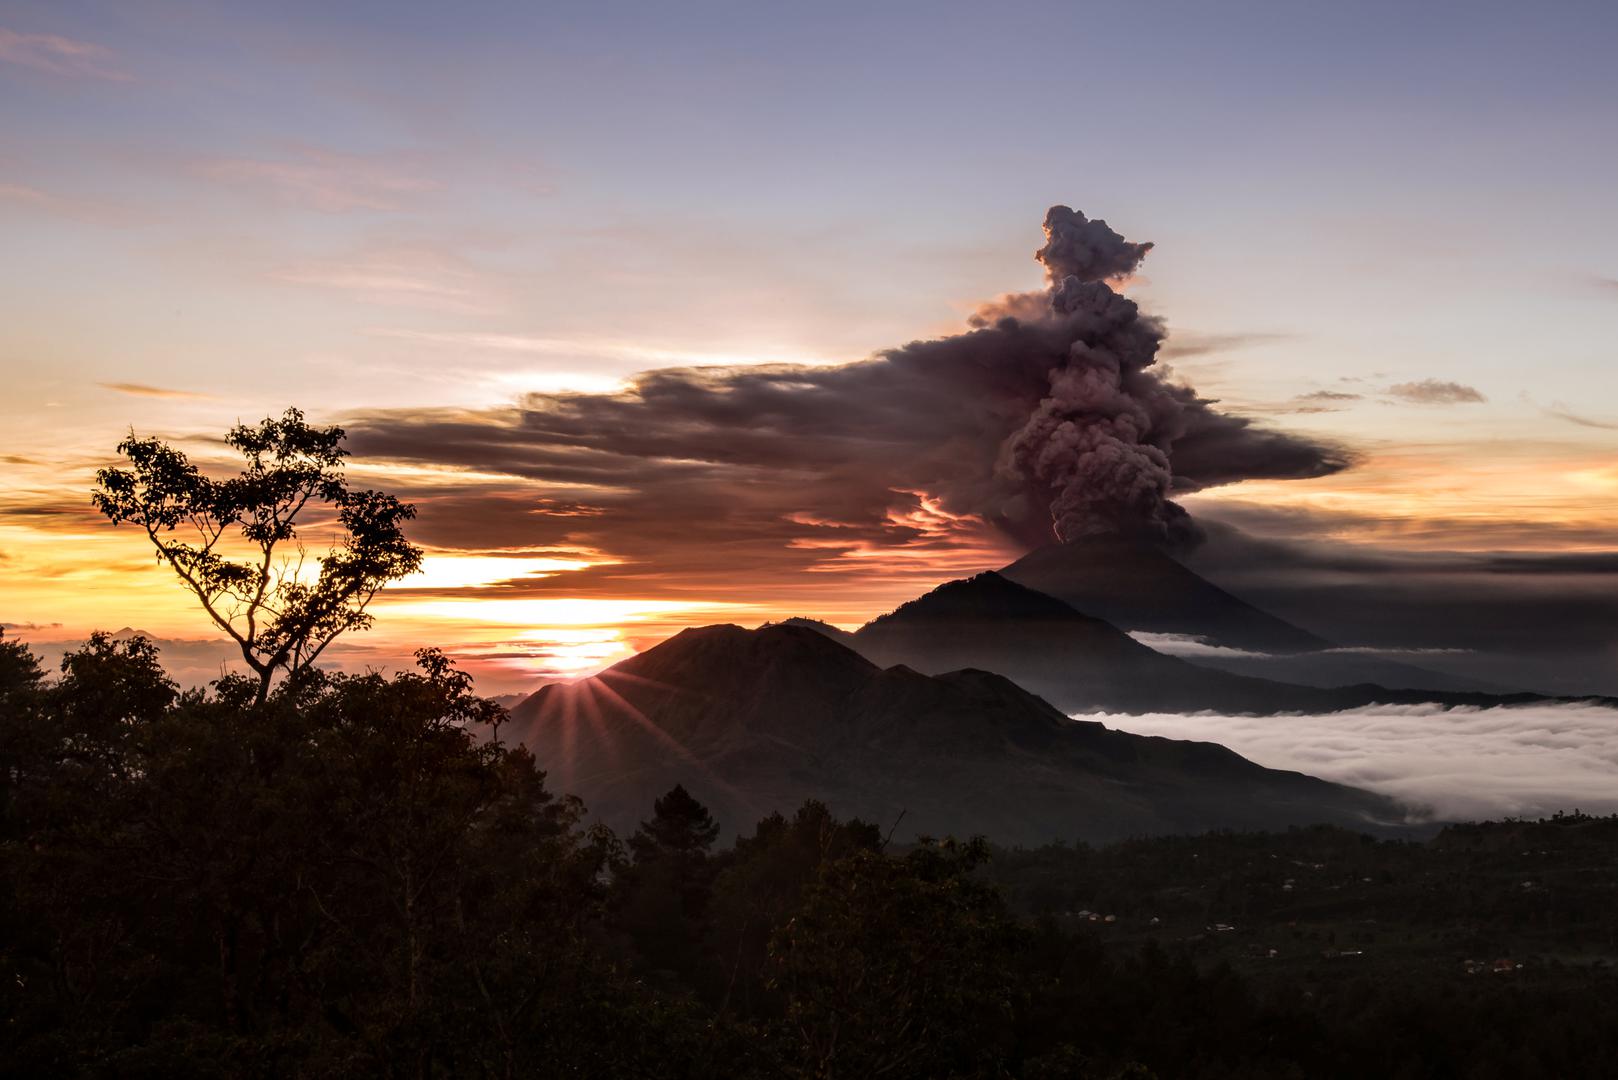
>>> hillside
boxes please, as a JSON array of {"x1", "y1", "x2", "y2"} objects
[{"x1": 504, "y1": 622, "x2": 1404, "y2": 845}]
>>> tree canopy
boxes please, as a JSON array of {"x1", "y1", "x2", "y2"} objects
[{"x1": 6, "y1": 632, "x2": 1618, "y2": 1076}]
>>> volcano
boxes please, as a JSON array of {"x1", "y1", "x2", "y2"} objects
[{"x1": 504, "y1": 622, "x2": 1405, "y2": 845}]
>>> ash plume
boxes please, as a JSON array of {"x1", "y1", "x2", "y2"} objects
[
  {"x1": 1036, "y1": 205, "x2": 1155, "y2": 284},
  {"x1": 956, "y1": 205, "x2": 1341, "y2": 545},
  {"x1": 352, "y1": 206, "x2": 1348, "y2": 561}
]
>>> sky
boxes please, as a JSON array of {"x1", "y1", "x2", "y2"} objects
[{"x1": 2, "y1": 0, "x2": 1616, "y2": 695}]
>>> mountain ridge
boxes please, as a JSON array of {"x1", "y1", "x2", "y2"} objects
[
  {"x1": 505, "y1": 622, "x2": 1408, "y2": 845},
  {"x1": 843, "y1": 571, "x2": 1577, "y2": 715}
]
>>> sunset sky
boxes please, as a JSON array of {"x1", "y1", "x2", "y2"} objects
[{"x1": 3, "y1": 1, "x2": 1616, "y2": 694}]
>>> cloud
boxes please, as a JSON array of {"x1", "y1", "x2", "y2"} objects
[
  {"x1": 348, "y1": 207, "x2": 1348, "y2": 592},
  {"x1": 0, "y1": 182, "x2": 64, "y2": 208},
  {"x1": 0, "y1": 27, "x2": 130, "y2": 80},
  {"x1": 1386, "y1": 379, "x2": 1486, "y2": 405},
  {"x1": 99, "y1": 382, "x2": 213, "y2": 401},
  {"x1": 1094, "y1": 702, "x2": 1618, "y2": 823},
  {"x1": 1128, "y1": 631, "x2": 1271, "y2": 660},
  {"x1": 1541, "y1": 401, "x2": 1618, "y2": 431},
  {"x1": 200, "y1": 148, "x2": 439, "y2": 212},
  {"x1": 0, "y1": 182, "x2": 136, "y2": 225},
  {"x1": 1265, "y1": 388, "x2": 1366, "y2": 415},
  {"x1": 275, "y1": 245, "x2": 499, "y2": 312},
  {"x1": 367, "y1": 327, "x2": 808, "y2": 379},
  {"x1": 1157, "y1": 331, "x2": 1292, "y2": 362}
]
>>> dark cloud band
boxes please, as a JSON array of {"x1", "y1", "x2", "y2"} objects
[{"x1": 350, "y1": 207, "x2": 1349, "y2": 569}]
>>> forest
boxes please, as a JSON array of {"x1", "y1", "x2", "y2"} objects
[{"x1": 4, "y1": 632, "x2": 1617, "y2": 1079}]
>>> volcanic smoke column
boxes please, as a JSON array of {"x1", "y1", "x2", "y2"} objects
[{"x1": 994, "y1": 207, "x2": 1200, "y2": 544}]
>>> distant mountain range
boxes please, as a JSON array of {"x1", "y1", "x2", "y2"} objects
[
  {"x1": 841, "y1": 571, "x2": 1560, "y2": 714},
  {"x1": 503, "y1": 540, "x2": 1612, "y2": 845},
  {"x1": 1001, "y1": 540, "x2": 1514, "y2": 694},
  {"x1": 505, "y1": 623, "x2": 1405, "y2": 845}
]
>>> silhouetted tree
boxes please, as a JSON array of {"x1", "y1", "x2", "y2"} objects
[
  {"x1": 92, "y1": 408, "x2": 421, "y2": 703},
  {"x1": 616, "y1": 785, "x2": 722, "y2": 980},
  {"x1": 628, "y1": 784, "x2": 720, "y2": 862},
  {"x1": 707, "y1": 802, "x2": 882, "y2": 1016}
]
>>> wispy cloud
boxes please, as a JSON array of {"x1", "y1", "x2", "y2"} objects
[
  {"x1": 275, "y1": 246, "x2": 499, "y2": 313},
  {"x1": 100, "y1": 383, "x2": 214, "y2": 401},
  {"x1": 1158, "y1": 331, "x2": 1292, "y2": 361},
  {"x1": 0, "y1": 182, "x2": 57, "y2": 207},
  {"x1": 0, "y1": 27, "x2": 130, "y2": 81},
  {"x1": 1542, "y1": 401, "x2": 1618, "y2": 431},
  {"x1": 368, "y1": 328, "x2": 830, "y2": 370},
  {"x1": 1386, "y1": 379, "x2": 1486, "y2": 405},
  {"x1": 199, "y1": 147, "x2": 439, "y2": 212},
  {"x1": 0, "y1": 182, "x2": 135, "y2": 225},
  {"x1": 1268, "y1": 388, "x2": 1365, "y2": 414}
]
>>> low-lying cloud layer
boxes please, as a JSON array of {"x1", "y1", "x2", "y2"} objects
[{"x1": 1094, "y1": 702, "x2": 1618, "y2": 823}]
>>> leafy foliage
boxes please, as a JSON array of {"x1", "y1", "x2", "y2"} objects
[{"x1": 92, "y1": 409, "x2": 422, "y2": 702}]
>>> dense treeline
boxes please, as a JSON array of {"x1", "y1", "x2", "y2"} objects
[{"x1": 4, "y1": 634, "x2": 1618, "y2": 1078}]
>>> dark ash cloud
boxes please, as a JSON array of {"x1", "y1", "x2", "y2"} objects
[
  {"x1": 1034, "y1": 205, "x2": 1154, "y2": 284},
  {"x1": 351, "y1": 206, "x2": 1349, "y2": 566},
  {"x1": 1386, "y1": 379, "x2": 1486, "y2": 405}
]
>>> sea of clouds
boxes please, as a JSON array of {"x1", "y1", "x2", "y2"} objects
[{"x1": 1085, "y1": 702, "x2": 1618, "y2": 823}]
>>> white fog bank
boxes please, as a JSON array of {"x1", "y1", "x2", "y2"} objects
[{"x1": 1085, "y1": 702, "x2": 1618, "y2": 823}]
